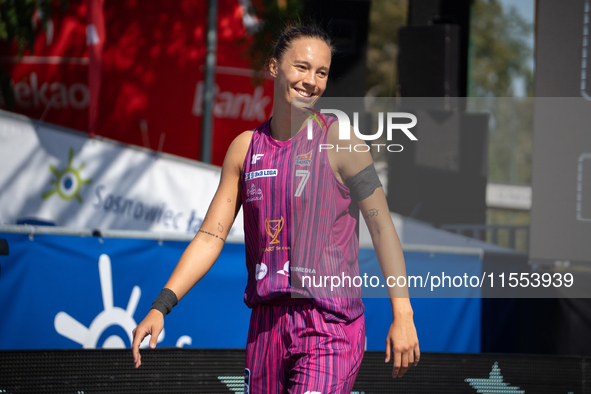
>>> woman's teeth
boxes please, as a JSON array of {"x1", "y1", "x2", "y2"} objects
[{"x1": 296, "y1": 89, "x2": 312, "y2": 97}]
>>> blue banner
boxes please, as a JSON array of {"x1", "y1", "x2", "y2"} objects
[{"x1": 0, "y1": 232, "x2": 481, "y2": 352}]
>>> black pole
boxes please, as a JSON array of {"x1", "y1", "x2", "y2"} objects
[{"x1": 201, "y1": 0, "x2": 218, "y2": 164}]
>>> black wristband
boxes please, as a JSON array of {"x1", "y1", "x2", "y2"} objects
[{"x1": 150, "y1": 288, "x2": 178, "y2": 316}]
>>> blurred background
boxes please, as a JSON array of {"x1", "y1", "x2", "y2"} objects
[
  {"x1": 0, "y1": 0, "x2": 536, "y2": 251},
  {"x1": 1, "y1": 1, "x2": 591, "y2": 393}
]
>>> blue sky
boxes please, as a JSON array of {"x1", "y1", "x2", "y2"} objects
[{"x1": 498, "y1": 0, "x2": 535, "y2": 24}]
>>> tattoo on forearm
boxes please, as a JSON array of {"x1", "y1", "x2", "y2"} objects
[
  {"x1": 199, "y1": 229, "x2": 225, "y2": 242},
  {"x1": 227, "y1": 198, "x2": 231, "y2": 202},
  {"x1": 366, "y1": 208, "x2": 379, "y2": 218},
  {"x1": 218, "y1": 222, "x2": 224, "y2": 232}
]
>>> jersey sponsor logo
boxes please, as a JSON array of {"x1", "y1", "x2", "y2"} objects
[
  {"x1": 296, "y1": 150, "x2": 312, "y2": 166},
  {"x1": 251, "y1": 153, "x2": 264, "y2": 164},
  {"x1": 244, "y1": 169, "x2": 278, "y2": 181},
  {"x1": 290, "y1": 266, "x2": 317, "y2": 274},
  {"x1": 255, "y1": 263, "x2": 268, "y2": 280},
  {"x1": 265, "y1": 216, "x2": 284, "y2": 245},
  {"x1": 277, "y1": 261, "x2": 290, "y2": 276},
  {"x1": 245, "y1": 184, "x2": 263, "y2": 203}
]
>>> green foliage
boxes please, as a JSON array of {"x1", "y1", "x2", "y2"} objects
[
  {"x1": 241, "y1": 0, "x2": 305, "y2": 76},
  {"x1": 482, "y1": 97, "x2": 533, "y2": 184},
  {"x1": 0, "y1": 0, "x2": 68, "y2": 109},
  {"x1": 0, "y1": 0, "x2": 67, "y2": 55},
  {"x1": 468, "y1": 1, "x2": 534, "y2": 183},
  {"x1": 467, "y1": 1, "x2": 535, "y2": 227},
  {"x1": 469, "y1": 0, "x2": 533, "y2": 97},
  {"x1": 365, "y1": 0, "x2": 407, "y2": 97}
]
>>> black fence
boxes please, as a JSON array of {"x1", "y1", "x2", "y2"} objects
[{"x1": 0, "y1": 349, "x2": 588, "y2": 393}]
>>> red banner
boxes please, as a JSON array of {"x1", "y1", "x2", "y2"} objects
[{"x1": 1, "y1": 0, "x2": 273, "y2": 166}]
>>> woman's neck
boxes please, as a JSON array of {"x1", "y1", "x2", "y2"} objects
[{"x1": 269, "y1": 106, "x2": 308, "y2": 142}]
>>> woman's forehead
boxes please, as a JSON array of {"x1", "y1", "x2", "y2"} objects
[{"x1": 283, "y1": 37, "x2": 332, "y2": 63}]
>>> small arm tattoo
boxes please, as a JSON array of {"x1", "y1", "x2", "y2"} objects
[
  {"x1": 199, "y1": 229, "x2": 225, "y2": 242},
  {"x1": 227, "y1": 198, "x2": 231, "y2": 202},
  {"x1": 365, "y1": 208, "x2": 379, "y2": 218},
  {"x1": 218, "y1": 222, "x2": 224, "y2": 232}
]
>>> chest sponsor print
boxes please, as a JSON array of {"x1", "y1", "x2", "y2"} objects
[
  {"x1": 251, "y1": 154, "x2": 264, "y2": 164},
  {"x1": 245, "y1": 184, "x2": 263, "y2": 203},
  {"x1": 296, "y1": 151, "x2": 313, "y2": 166},
  {"x1": 244, "y1": 169, "x2": 278, "y2": 181}
]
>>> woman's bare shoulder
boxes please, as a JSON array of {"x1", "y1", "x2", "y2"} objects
[
  {"x1": 224, "y1": 130, "x2": 255, "y2": 172},
  {"x1": 325, "y1": 118, "x2": 373, "y2": 181},
  {"x1": 230, "y1": 130, "x2": 254, "y2": 157},
  {"x1": 233, "y1": 130, "x2": 255, "y2": 147}
]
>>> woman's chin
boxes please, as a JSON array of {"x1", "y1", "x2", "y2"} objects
[{"x1": 291, "y1": 95, "x2": 319, "y2": 110}]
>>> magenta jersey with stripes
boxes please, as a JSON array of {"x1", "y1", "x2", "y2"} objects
[{"x1": 240, "y1": 115, "x2": 364, "y2": 323}]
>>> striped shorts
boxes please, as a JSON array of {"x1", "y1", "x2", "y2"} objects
[{"x1": 244, "y1": 302, "x2": 365, "y2": 394}]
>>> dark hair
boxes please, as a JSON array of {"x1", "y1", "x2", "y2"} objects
[{"x1": 271, "y1": 25, "x2": 335, "y2": 65}]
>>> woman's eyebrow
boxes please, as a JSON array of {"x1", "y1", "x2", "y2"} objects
[{"x1": 293, "y1": 60, "x2": 329, "y2": 70}]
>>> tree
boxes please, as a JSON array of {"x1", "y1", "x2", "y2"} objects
[
  {"x1": 241, "y1": 0, "x2": 304, "y2": 79},
  {"x1": 0, "y1": 0, "x2": 68, "y2": 109},
  {"x1": 469, "y1": 0, "x2": 533, "y2": 97},
  {"x1": 468, "y1": 0, "x2": 535, "y2": 183},
  {"x1": 365, "y1": 0, "x2": 408, "y2": 97},
  {"x1": 468, "y1": 0, "x2": 534, "y2": 239}
]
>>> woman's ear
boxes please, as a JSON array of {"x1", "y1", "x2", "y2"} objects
[{"x1": 269, "y1": 58, "x2": 278, "y2": 78}]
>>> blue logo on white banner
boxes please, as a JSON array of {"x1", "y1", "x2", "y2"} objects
[{"x1": 0, "y1": 111, "x2": 244, "y2": 235}]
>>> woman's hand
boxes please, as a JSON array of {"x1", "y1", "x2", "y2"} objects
[
  {"x1": 385, "y1": 309, "x2": 420, "y2": 378},
  {"x1": 131, "y1": 309, "x2": 164, "y2": 368}
]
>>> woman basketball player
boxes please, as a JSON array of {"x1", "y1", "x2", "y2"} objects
[{"x1": 132, "y1": 25, "x2": 420, "y2": 393}]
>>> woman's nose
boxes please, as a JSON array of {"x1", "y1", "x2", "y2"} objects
[{"x1": 302, "y1": 71, "x2": 317, "y2": 87}]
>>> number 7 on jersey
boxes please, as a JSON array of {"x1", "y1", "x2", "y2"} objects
[{"x1": 294, "y1": 169, "x2": 310, "y2": 197}]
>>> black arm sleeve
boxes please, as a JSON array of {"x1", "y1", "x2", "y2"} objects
[{"x1": 344, "y1": 163, "x2": 383, "y2": 202}]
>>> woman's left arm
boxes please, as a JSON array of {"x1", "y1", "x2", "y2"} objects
[
  {"x1": 357, "y1": 188, "x2": 420, "y2": 378},
  {"x1": 329, "y1": 124, "x2": 420, "y2": 378}
]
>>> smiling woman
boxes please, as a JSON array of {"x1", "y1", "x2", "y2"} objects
[
  {"x1": 267, "y1": 26, "x2": 334, "y2": 141},
  {"x1": 132, "y1": 24, "x2": 419, "y2": 394}
]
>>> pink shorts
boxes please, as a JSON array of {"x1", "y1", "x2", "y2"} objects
[{"x1": 244, "y1": 302, "x2": 365, "y2": 394}]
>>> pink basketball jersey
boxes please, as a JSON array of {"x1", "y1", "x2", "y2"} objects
[{"x1": 240, "y1": 115, "x2": 364, "y2": 323}]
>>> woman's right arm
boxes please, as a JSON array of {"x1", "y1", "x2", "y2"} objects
[{"x1": 132, "y1": 130, "x2": 252, "y2": 368}]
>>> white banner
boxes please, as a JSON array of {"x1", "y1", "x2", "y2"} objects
[{"x1": 0, "y1": 110, "x2": 243, "y2": 237}]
